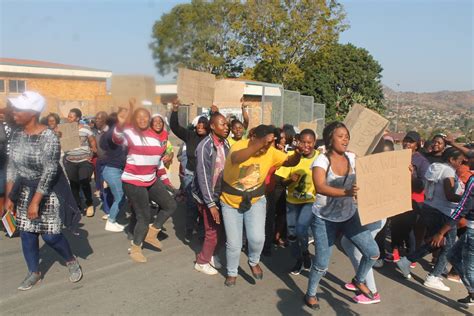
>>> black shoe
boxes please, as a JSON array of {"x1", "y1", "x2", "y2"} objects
[
  {"x1": 458, "y1": 294, "x2": 474, "y2": 306},
  {"x1": 303, "y1": 253, "x2": 312, "y2": 271},
  {"x1": 290, "y1": 259, "x2": 303, "y2": 275}
]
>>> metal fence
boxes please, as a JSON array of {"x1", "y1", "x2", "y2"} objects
[{"x1": 151, "y1": 81, "x2": 326, "y2": 140}]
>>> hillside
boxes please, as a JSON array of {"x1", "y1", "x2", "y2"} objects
[
  {"x1": 382, "y1": 86, "x2": 474, "y2": 137},
  {"x1": 383, "y1": 86, "x2": 474, "y2": 112}
]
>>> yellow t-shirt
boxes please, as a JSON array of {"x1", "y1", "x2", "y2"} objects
[
  {"x1": 277, "y1": 151, "x2": 319, "y2": 204},
  {"x1": 227, "y1": 133, "x2": 247, "y2": 148},
  {"x1": 221, "y1": 139, "x2": 288, "y2": 208}
]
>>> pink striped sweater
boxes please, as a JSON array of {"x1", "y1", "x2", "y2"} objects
[{"x1": 112, "y1": 126, "x2": 166, "y2": 186}]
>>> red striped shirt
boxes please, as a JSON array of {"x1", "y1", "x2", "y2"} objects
[{"x1": 113, "y1": 126, "x2": 166, "y2": 186}]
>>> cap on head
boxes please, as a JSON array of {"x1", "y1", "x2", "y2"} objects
[{"x1": 8, "y1": 91, "x2": 45, "y2": 113}]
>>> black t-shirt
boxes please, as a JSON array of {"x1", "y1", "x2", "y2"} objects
[{"x1": 424, "y1": 152, "x2": 444, "y2": 164}]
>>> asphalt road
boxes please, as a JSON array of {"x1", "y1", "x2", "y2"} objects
[{"x1": 0, "y1": 197, "x2": 471, "y2": 316}]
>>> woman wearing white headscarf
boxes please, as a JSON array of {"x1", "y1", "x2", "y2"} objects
[{"x1": 3, "y1": 91, "x2": 82, "y2": 291}]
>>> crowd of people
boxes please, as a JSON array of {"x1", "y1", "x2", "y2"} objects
[{"x1": 0, "y1": 91, "x2": 473, "y2": 311}]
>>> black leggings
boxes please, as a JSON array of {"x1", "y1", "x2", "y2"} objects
[
  {"x1": 123, "y1": 181, "x2": 177, "y2": 246},
  {"x1": 64, "y1": 160, "x2": 94, "y2": 208}
]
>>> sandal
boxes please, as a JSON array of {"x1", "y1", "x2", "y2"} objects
[{"x1": 352, "y1": 278, "x2": 374, "y2": 299}]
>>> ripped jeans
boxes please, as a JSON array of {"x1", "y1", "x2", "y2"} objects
[{"x1": 306, "y1": 212, "x2": 380, "y2": 297}]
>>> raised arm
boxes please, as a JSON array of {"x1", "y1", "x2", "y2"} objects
[
  {"x1": 241, "y1": 99, "x2": 250, "y2": 130},
  {"x1": 169, "y1": 100, "x2": 190, "y2": 142}
]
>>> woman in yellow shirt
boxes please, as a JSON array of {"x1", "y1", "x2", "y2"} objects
[{"x1": 220, "y1": 124, "x2": 302, "y2": 287}]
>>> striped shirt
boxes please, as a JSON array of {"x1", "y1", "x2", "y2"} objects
[
  {"x1": 113, "y1": 126, "x2": 166, "y2": 187},
  {"x1": 448, "y1": 175, "x2": 474, "y2": 224}
]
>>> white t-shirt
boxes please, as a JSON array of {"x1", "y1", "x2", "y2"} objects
[
  {"x1": 311, "y1": 152, "x2": 357, "y2": 222},
  {"x1": 424, "y1": 163, "x2": 465, "y2": 217}
]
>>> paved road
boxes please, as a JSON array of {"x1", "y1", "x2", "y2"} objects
[{"x1": 0, "y1": 200, "x2": 471, "y2": 316}]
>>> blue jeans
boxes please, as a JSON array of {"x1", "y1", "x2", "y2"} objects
[
  {"x1": 21, "y1": 231, "x2": 74, "y2": 273},
  {"x1": 341, "y1": 219, "x2": 386, "y2": 293},
  {"x1": 183, "y1": 170, "x2": 199, "y2": 233},
  {"x1": 448, "y1": 226, "x2": 474, "y2": 293},
  {"x1": 287, "y1": 202, "x2": 313, "y2": 258},
  {"x1": 407, "y1": 204, "x2": 456, "y2": 277},
  {"x1": 306, "y1": 212, "x2": 380, "y2": 297},
  {"x1": 102, "y1": 165, "x2": 126, "y2": 222},
  {"x1": 222, "y1": 196, "x2": 267, "y2": 277}
]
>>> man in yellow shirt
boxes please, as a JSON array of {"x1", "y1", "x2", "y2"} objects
[
  {"x1": 220, "y1": 124, "x2": 303, "y2": 287},
  {"x1": 276, "y1": 129, "x2": 319, "y2": 275}
]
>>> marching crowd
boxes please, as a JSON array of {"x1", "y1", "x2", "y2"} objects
[{"x1": 0, "y1": 91, "x2": 473, "y2": 311}]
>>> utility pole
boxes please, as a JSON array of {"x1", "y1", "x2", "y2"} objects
[{"x1": 395, "y1": 83, "x2": 400, "y2": 132}]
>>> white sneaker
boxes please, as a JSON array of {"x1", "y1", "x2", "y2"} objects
[
  {"x1": 194, "y1": 262, "x2": 218, "y2": 275},
  {"x1": 424, "y1": 275, "x2": 450, "y2": 291},
  {"x1": 105, "y1": 220, "x2": 125, "y2": 232},
  {"x1": 102, "y1": 214, "x2": 109, "y2": 220},
  {"x1": 210, "y1": 256, "x2": 222, "y2": 269}
]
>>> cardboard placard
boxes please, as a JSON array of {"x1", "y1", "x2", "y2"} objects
[
  {"x1": 214, "y1": 79, "x2": 245, "y2": 107},
  {"x1": 58, "y1": 122, "x2": 81, "y2": 152},
  {"x1": 177, "y1": 68, "x2": 215, "y2": 107},
  {"x1": 343, "y1": 104, "x2": 389, "y2": 157},
  {"x1": 111, "y1": 75, "x2": 156, "y2": 107},
  {"x1": 356, "y1": 149, "x2": 412, "y2": 225}
]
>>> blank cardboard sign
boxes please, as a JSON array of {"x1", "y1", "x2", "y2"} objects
[
  {"x1": 356, "y1": 149, "x2": 412, "y2": 225},
  {"x1": 214, "y1": 79, "x2": 245, "y2": 107},
  {"x1": 344, "y1": 104, "x2": 389, "y2": 157},
  {"x1": 177, "y1": 68, "x2": 215, "y2": 107},
  {"x1": 58, "y1": 122, "x2": 81, "y2": 152}
]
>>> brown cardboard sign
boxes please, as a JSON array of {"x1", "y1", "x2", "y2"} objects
[
  {"x1": 177, "y1": 68, "x2": 215, "y2": 107},
  {"x1": 58, "y1": 122, "x2": 81, "y2": 152},
  {"x1": 356, "y1": 149, "x2": 412, "y2": 225},
  {"x1": 344, "y1": 104, "x2": 389, "y2": 157},
  {"x1": 214, "y1": 79, "x2": 245, "y2": 107}
]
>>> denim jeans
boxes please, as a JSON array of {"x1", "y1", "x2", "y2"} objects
[
  {"x1": 407, "y1": 204, "x2": 456, "y2": 277},
  {"x1": 102, "y1": 165, "x2": 126, "y2": 222},
  {"x1": 183, "y1": 170, "x2": 199, "y2": 233},
  {"x1": 287, "y1": 202, "x2": 313, "y2": 259},
  {"x1": 123, "y1": 181, "x2": 177, "y2": 246},
  {"x1": 341, "y1": 219, "x2": 386, "y2": 293},
  {"x1": 448, "y1": 226, "x2": 474, "y2": 293},
  {"x1": 21, "y1": 231, "x2": 74, "y2": 273},
  {"x1": 222, "y1": 196, "x2": 267, "y2": 277},
  {"x1": 306, "y1": 212, "x2": 380, "y2": 297}
]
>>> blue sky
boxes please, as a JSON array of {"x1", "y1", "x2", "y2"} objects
[{"x1": 1, "y1": 0, "x2": 472, "y2": 92}]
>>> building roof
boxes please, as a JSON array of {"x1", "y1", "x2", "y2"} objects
[{"x1": 0, "y1": 58, "x2": 112, "y2": 79}]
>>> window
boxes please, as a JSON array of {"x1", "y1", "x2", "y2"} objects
[
  {"x1": 0, "y1": 80, "x2": 4, "y2": 93},
  {"x1": 9, "y1": 80, "x2": 26, "y2": 93}
]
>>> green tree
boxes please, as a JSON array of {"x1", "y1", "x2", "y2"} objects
[
  {"x1": 244, "y1": 0, "x2": 347, "y2": 84},
  {"x1": 290, "y1": 43, "x2": 384, "y2": 121},
  {"x1": 150, "y1": 0, "x2": 347, "y2": 81},
  {"x1": 150, "y1": 0, "x2": 246, "y2": 77}
]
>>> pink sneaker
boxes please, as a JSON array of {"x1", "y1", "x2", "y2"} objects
[
  {"x1": 353, "y1": 293, "x2": 381, "y2": 304},
  {"x1": 344, "y1": 282, "x2": 357, "y2": 291},
  {"x1": 410, "y1": 262, "x2": 417, "y2": 269}
]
